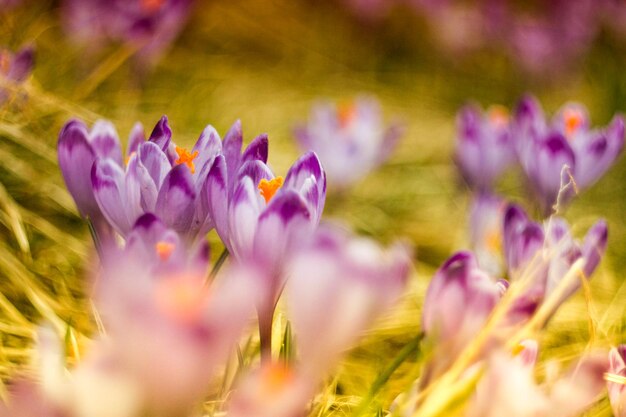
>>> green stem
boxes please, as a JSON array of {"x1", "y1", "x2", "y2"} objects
[
  {"x1": 208, "y1": 248, "x2": 229, "y2": 281},
  {"x1": 353, "y1": 332, "x2": 425, "y2": 417}
]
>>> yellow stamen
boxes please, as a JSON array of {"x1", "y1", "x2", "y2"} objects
[
  {"x1": 605, "y1": 372, "x2": 626, "y2": 385},
  {"x1": 563, "y1": 108, "x2": 584, "y2": 138},
  {"x1": 337, "y1": 102, "x2": 356, "y2": 128},
  {"x1": 125, "y1": 151, "x2": 137, "y2": 166},
  {"x1": 511, "y1": 343, "x2": 526, "y2": 356},
  {"x1": 485, "y1": 229, "x2": 502, "y2": 253},
  {"x1": 140, "y1": 0, "x2": 166, "y2": 13},
  {"x1": 487, "y1": 105, "x2": 509, "y2": 128},
  {"x1": 175, "y1": 146, "x2": 199, "y2": 174},
  {"x1": 154, "y1": 275, "x2": 208, "y2": 324},
  {"x1": 258, "y1": 176, "x2": 284, "y2": 203},
  {"x1": 155, "y1": 240, "x2": 175, "y2": 261}
]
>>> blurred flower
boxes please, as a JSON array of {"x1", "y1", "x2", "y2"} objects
[
  {"x1": 91, "y1": 251, "x2": 259, "y2": 416},
  {"x1": 502, "y1": 204, "x2": 608, "y2": 323},
  {"x1": 62, "y1": 0, "x2": 192, "y2": 65},
  {"x1": 58, "y1": 116, "x2": 223, "y2": 242},
  {"x1": 287, "y1": 223, "x2": 411, "y2": 378},
  {"x1": 468, "y1": 193, "x2": 506, "y2": 276},
  {"x1": 226, "y1": 364, "x2": 313, "y2": 417},
  {"x1": 294, "y1": 97, "x2": 403, "y2": 189},
  {"x1": 608, "y1": 345, "x2": 626, "y2": 417},
  {"x1": 467, "y1": 344, "x2": 608, "y2": 417},
  {"x1": 422, "y1": 251, "x2": 505, "y2": 360},
  {"x1": 0, "y1": 45, "x2": 34, "y2": 103},
  {"x1": 455, "y1": 103, "x2": 515, "y2": 191},
  {"x1": 514, "y1": 95, "x2": 625, "y2": 214},
  {"x1": 0, "y1": 379, "x2": 68, "y2": 417}
]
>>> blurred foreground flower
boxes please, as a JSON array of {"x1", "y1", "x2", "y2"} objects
[
  {"x1": 608, "y1": 345, "x2": 626, "y2": 417},
  {"x1": 514, "y1": 96, "x2": 624, "y2": 214},
  {"x1": 467, "y1": 343, "x2": 608, "y2": 417},
  {"x1": 294, "y1": 97, "x2": 403, "y2": 189},
  {"x1": 468, "y1": 193, "x2": 506, "y2": 276},
  {"x1": 62, "y1": 0, "x2": 191, "y2": 65},
  {"x1": 0, "y1": 44, "x2": 34, "y2": 104}
]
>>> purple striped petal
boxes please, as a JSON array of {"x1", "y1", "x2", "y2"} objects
[
  {"x1": 127, "y1": 122, "x2": 146, "y2": 157},
  {"x1": 148, "y1": 115, "x2": 172, "y2": 152},
  {"x1": 202, "y1": 155, "x2": 229, "y2": 244},
  {"x1": 138, "y1": 141, "x2": 170, "y2": 190},
  {"x1": 223, "y1": 120, "x2": 243, "y2": 193},
  {"x1": 92, "y1": 158, "x2": 133, "y2": 235},
  {"x1": 241, "y1": 133, "x2": 269, "y2": 165},
  {"x1": 531, "y1": 133, "x2": 575, "y2": 211},
  {"x1": 155, "y1": 164, "x2": 196, "y2": 234},
  {"x1": 126, "y1": 153, "x2": 157, "y2": 213},
  {"x1": 284, "y1": 151, "x2": 326, "y2": 217},
  {"x1": 126, "y1": 213, "x2": 183, "y2": 266},
  {"x1": 192, "y1": 124, "x2": 222, "y2": 176},
  {"x1": 90, "y1": 120, "x2": 123, "y2": 165},
  {"x1": 57, "y1": 120, "x2": 99, "y2": 218},
  {"x1": 581, "y1": 219, "x2": 608, "y2": 278},
  {"x1": 227, "y1": 177, "x2": 263, "y2": 258},
  {"x1": 253, "y1": 190, "x2": 312, "y2": 274},
  {"x1": 236, "y1": 160, "x2": 274, "y2": 186}
]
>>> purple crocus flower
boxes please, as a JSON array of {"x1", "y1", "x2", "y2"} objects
[
  {"x1": 287, "y1": 223, "x2": 411, "y2": 379},
  {"x1": 608, "y1": 345, "x2": 626, "y2": 417},
  {"x1": 455, "y1": 103, "x2": 515, "y2": 191},
  {"x1": 293, "y1": 97, "x2": 403, "y2": 189},
  {"x1": 514, "y1": 95, "x2": 625, "y2": 214},
  {"x1": 502, "y1": 203, "x2": 608, "y2": 323},
  {"x1": 422, "y1": 251, "x2": 505, "y2": 360},
  {"x1": 0, "y1": 45, "x2": 34, "y2": 103},
  {"x1": 62, "y1": 0, "x2": 191, "y2": 65},
  {"x1": 58, "y1": 116, "x2": 223, "y2": 242}
]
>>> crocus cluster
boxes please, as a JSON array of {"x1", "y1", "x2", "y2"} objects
[
  {"x1": 456, "y1": 95, "x2": 625, "y2": 215},
  {"x1": 0, "y1": 45, "x2": 34, "y2": 104},
  {"x1": 294, "y1": 96, "x2": 403, "y2": 190},
  {"x1": 62, "y1": 0, "x2": 192, "y2": 65}
]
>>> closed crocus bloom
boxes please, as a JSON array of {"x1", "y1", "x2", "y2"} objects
[
  {"x1": 422, "y1": 251, "x2": 505, "y2": 356},
  {"x1": 502, "y1": 204, "x2": 608, "y2": 323},
  {"x1": 608, "y1": 345, "x2": 626, "y2": 417},
  {"x1": 0, "y1": 45, "x2": 34, "y2": 104},
  {"x1": 455, "y1": 104, "x2": 515, "y2": 191},
  {"x1": 513, "y1": 95, "x2": 625, "y2": 214},
  {"x1": 293, "y1": 97, "x2": 403, "y2": 189},
  {"x1": 86, "y1": 116, "x2": 223, "y2": 241},
  {"x1": 468, "y1": 193, "x2": 506, "y2": 276},
  {"x1": 62, "y1": 0, "x2": 192, "y2": 65},
  {"x1": 95, "y1": 256, "x2": 259, "y2": 416},
  {"x1": 287, "y1": 224, "x2": 411, "y2": 378}
]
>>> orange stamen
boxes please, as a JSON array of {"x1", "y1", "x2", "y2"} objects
[
  {"x1": 258, "y1": 177, "x2": 284, "y2": 203},
  {"x1": 125, "y1": 151, "x2": 137, "y2": 167},
  {"x1": 487, "y1": 105, "x2": 509, "y2": 128},
  {"x1": 563, "y1": 108, "x2": 584, "y2": 138},
  {"x1": 259, "y1": 364, "x2": 294, "y2": 397},
  {"x1": 155, "y1": 240, "x2": 175, "y2": 261},
  {"x1": 485, "y1": 229, "x2": 502, "y2": 253},
  {"x1": 140, "y1": 0, "x2": 166, "y2": 13},
  {"x1": 337, "y1": 102, "x2": 356, "y2": 128},
  {"x1": 154, "y1": 275, "x2": 208, "y2": 324},
  {"x1": 175, "y1": 146, "x2": 199, "y2": 174}
]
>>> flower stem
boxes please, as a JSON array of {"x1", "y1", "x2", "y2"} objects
[{"x1": 258, "y1": 306, "x2": 274, "y2": 365}]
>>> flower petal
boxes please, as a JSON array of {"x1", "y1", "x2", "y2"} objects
[
  {"x1": 202, "y1": 155, "x2": 229, "y2": 243},
  {"x1": 241, "y1": 133, "x2": 269, "y2": 164},
  {"x1": 148, "y1": 115, "x2": 172, "y2": 152},
  {"x1": 90, "y1": 120, "x2": 123, "y2": 166},
  {"x1": 155, "y1": 164, "x2": 197, "y2": 234},
  {"x1": 138, "y1": 141, "x2": 170, "y2": 190},
  {"x1": 127, "y1": 122, "x2": 146, "y2": 157},
  {"x1": 92, "y1": 158, "x2": 133, "y2": 235}
]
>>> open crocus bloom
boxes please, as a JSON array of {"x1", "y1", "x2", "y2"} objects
[
  {"x1": 293, "y1": 97, "x2": 403, "y2": 189},
  {"x1": 59, "y1": 116, "x2": 226, "y2": 242},
  {"x1": 287, "y1": 224, "x2": 411, "y2": 378},
  {"x1": 608, "y1": 345, "x2": 626, "y2": 417},
  {"x1": 62, "y1": 0, "x2": 192, "y2": 65},
  {"x1": 0, "y1": 45, "x2": 34, "y2": 103},
  {"x1": 513, "y1": 95, "x2": 625, "y2": 214},
  {"x1": 455, "y1": 103, "x2": 515, "y2": 191},
  {"x1": 467, "y1": 343, "x2": 607, "y2": 417},
  {"x1": 502, "y1": 204, "x2": 608, "y2": 323}
]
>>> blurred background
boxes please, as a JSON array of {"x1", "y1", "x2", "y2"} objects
[{"x1": 1, "y1": 0, "x2": 625, "y2": 409}]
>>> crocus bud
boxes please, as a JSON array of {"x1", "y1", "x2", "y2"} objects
[{"x1": 422, "y1": 251, "x2": 504, "y2": 355}]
